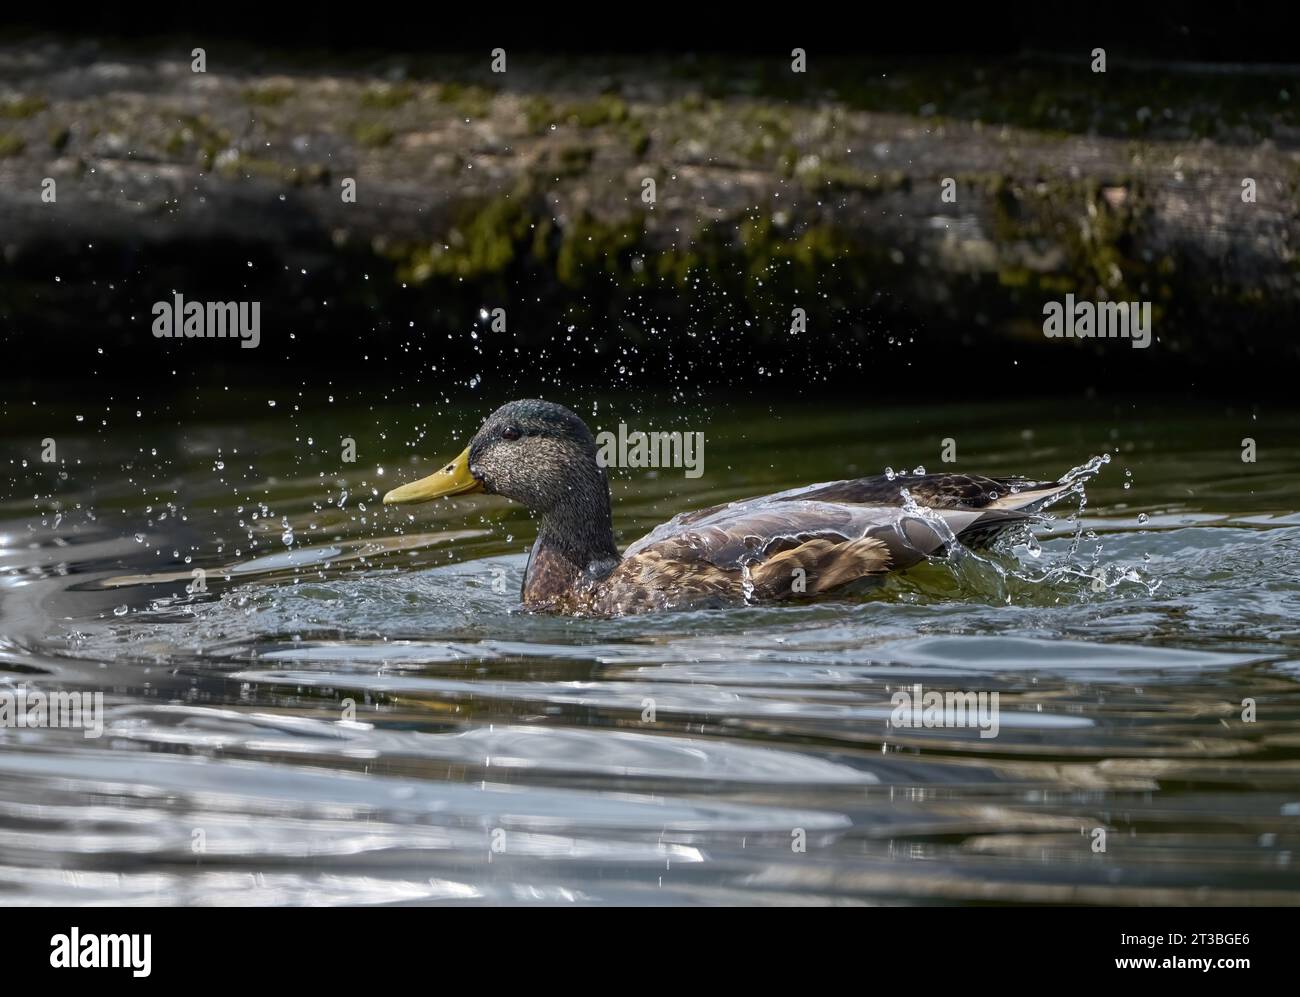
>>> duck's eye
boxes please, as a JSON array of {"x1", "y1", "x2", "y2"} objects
[{"x1": 501, "y1": 426, "x2": 522, "y2": 441}]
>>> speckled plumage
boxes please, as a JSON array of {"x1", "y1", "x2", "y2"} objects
[
  {"x1": 397, "y1": 400, "x2": 1071, "y2": 617},
  {"x1": 564, "y1": 473, "x2": 1065, "y2": 615}
]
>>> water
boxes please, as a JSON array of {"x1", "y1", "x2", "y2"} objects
[{"x1": 2, "y1": 394, "x2": 1299, "y2": 905}]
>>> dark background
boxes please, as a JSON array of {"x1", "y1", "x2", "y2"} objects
[{"x1": 1, "y1": 5, "x2": 1295, "y2": 404}]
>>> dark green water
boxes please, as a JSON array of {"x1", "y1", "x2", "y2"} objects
[{"x1": 1, "y1": 394, "x2": 1298, "y2": 904}]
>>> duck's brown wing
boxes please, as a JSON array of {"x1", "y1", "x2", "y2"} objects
[
  {"x1": 596, "y1": 491, "x2": 1049, "y2": 614},
  {"x1": 594, "y1": 526, "x2": 893, "y2": 614}
]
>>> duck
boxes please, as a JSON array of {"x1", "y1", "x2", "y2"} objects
[{"x1": 382, "y1": 399, "x2": 1072, "y2": 616}]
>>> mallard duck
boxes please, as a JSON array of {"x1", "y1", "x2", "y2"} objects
[{"x1": 383, "y1": 400, "x2": 1071, "y2": 616}]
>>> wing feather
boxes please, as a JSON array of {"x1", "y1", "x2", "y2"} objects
[{"x1": 599, "y1": 471, "x2": 1069, "y2": 612}]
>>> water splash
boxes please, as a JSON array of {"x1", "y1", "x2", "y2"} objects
[{"x1": 891, "y1": 453, "x2": 1159, "y2": 605}]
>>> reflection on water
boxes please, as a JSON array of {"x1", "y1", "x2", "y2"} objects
[{"x1": 2, "y1": 396, "x2": 1299, "y2": 905}]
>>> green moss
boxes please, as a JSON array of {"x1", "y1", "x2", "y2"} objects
[
  {"x1": 0, "y1": 132, "x2": 26, "y2": 157},
  {"x1": 0, "y1": 95, "x2": 48, "y2": 118},
  {"x1": 242, "y1": 84, "x2": 295, "y2": 107},
  {"x1": 737, "y1": 103, "x2": 793, "y2": 143},
  {"x1": 742, "y1": 135, "x2": 773, "y2": 163},
  {"x1": 985, "y1": 174, "x2": 1152, "y2": 304},
  {"x1": 437, "y1": 82, "x2": 495, "y2": 118},
  {"x1": 626, "y1": 124, "x2": 651, "y2": 157},
  {"x1": 563, "y1": 95, "x2": 630, "y2": 128},
  {"x1": 734, "y1": 216, "x2": 858, "y2": 292},
  {"x1": 521, "y1": 95, "x2": 555, "y2": 133},
  {"x1": 381, "y1": 183, "x2": 649, "y2": 291},
  {"x1": 212, "y1": 152, "x2": 327, "y2": 185},
  {"x1": 360, "y1": 83, "x2": 414, "y2": 110},
  {"x1": 352, "y1": 122, "x2": 396, "y2": 148},
  {"x1": 555, "y1": 213, "x2": 643, "y2": 286},
  {"x1": 541, "y1": 144, "x2": 594, "y2": 177},
  {"x1": 288, "y1": 163, "x2": 331, "y2": 187},
  {"x1": 162, "y1": 114, "x2": 231, "y2": 168},
  {"x1": 214, "y1": 152, "x2": 257, "y2": 179},
  {"x1": 386, "y1": 184, "x2": 870, "y2": 308},
  {"x1": 776, "y1": 147, "x2": 799, "y2": 179},
  {"x1": 391, "y1": 191, "x2": 532, "y2": 282},
  {"x1": 526, "y1": 95, "x2": 645, "y2": 151}
]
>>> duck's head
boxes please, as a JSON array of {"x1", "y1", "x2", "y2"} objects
[{"x1": 383, "y1": 399, "x2": 606, "y2": 518}]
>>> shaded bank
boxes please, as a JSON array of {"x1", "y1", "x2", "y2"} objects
[{"x1": 1, "y1": 39, "x2": 1297, "y2": 392}]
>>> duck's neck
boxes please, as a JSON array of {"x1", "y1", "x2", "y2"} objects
[{"x1": 522, "y1": 480, "x2": 621, "y2": 607}]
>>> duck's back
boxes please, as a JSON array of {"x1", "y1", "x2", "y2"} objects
[{"x1": 589, "y1": 472, "x2": 1068, "y2": 615}]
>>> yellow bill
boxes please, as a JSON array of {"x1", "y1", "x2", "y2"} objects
[{"x1": 383, "y1": 446, "x2": 484, "y2": 504}]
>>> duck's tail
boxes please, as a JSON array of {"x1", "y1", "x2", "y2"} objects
[
  {"x1": 953, "y1": 477, "x2": 1078, "y2": 548},
  {"x1": 984, "y1": 477, "x2": 1078, "y2": 513}
]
